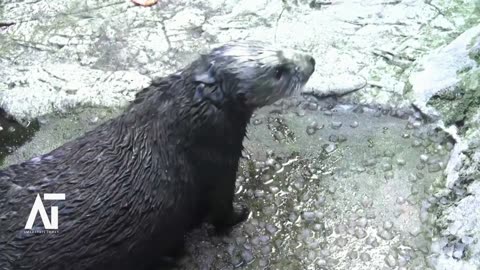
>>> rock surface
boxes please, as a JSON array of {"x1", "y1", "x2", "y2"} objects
[
  {"x1": 408, "y1": 24, "x2": 480, "y2": 120},
  {"x1": 0, "y1": 64, "x2": 150, "y2": 122},
  {"x1": 1, "y1": 0, "x2": 480, "y2": 269}
]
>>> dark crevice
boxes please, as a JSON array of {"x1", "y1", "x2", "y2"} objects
[
  {"x1": 0, "y1": 109, "x2": 40, "y2": 166},
  {"x1": 0, "y1": 22, "x2": 16, "y2": 29}
]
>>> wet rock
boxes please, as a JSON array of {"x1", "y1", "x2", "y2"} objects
[
  {"x1": 303, "y1": 74, "x2": 367, "y2": 97},
  {"x1": 0, "y1": 64, "x2": 151, "y2": 122},
  {"x1": 409, "y1": 24, "x2": 480, "y2": 119},
  {"x1": 331, "y1": 121, "x2": 342, "y2": 130}
]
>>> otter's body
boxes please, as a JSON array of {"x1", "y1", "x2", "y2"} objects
[{"x1": 0, "y1": 42, "x2": 314, "y2": 270}]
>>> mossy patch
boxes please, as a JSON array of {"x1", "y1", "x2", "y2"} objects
[
  {"x1": 441, "y1": 0, "x2": 480, "y2": 31},
  {"x1": 428, "y1": 68, "x2": 480, "y2": 131},
  {"x1": 469, "y1": 44, "x2": 480, "y2": 65}
]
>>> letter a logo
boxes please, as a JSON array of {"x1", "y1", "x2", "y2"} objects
[{"x1": 25, "y1": 193, "x2": 65, "y2": 230}]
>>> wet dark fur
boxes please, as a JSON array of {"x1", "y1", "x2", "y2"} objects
[{"x1": 0, "y1": 43, "x2": 314, "y2": 270}]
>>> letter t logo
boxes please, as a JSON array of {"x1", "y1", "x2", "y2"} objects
[{"x1": 25, "y1": 193, "x2": 66, "y2": 230}]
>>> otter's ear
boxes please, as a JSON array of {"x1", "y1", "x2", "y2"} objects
[{"x1": 194, "y1": 59, "x2": 216, "y2": 85}]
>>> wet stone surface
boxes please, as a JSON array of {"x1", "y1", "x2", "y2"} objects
[
  {"x1": 0, "y1": 97, "x2": 453, "y2": 269},
  {"x1": 175, "y1": 98, "x2": 450, "y2": 269},
  {"x1": 1, "y1": 106, "x2": 123, "y2": 167}
]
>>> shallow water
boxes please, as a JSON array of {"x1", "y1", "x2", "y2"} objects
[
  {"x1": 172, "y1": 98, "x2": 451, "y2": 270},
  {"x1": 0, "y1": 97, "x2": 452, "y2": 269}
]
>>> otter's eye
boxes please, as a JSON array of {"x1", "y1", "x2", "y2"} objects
[{"x1": 274, "y1": 65, "x2": 289, "y2": 80}]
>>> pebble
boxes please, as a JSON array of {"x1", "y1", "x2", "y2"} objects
[
  {"x1": 348, "y1": 251, "x2": 358, "y2": 259},
  {"x1": 302, "y1": 211, "x2": 316, "y2": 222},
  {"x1": 254, "y1": 190, "x2": 265, "y2": 198},
  {"x1": 355, "y1": 228, "x2": 367, "y2": 239},
  {"x1": 361, "y1": 197, "x2": 373, "y2": 208},
  {"x1": 274, "y1": 131, "x2": 285, "y2": 141},
  {"x1": 329, "y1": 134, "x2": 338, "y2": 142},
  {"x1": 366, "y1": 236, "x2": 378, "y2": 247},
  {"x1": 263, "y1": 206, "x2": 276, "y2": 216},
  {"x1": 296, "y1": 110, "x2": 306, "y2": 117},
  {"x1": 331, "y1": 121, "x2": 343, "y2": 129},
  {"x1": 335, "y1": 237, "x2": 348, "y2": 247},
  {"x1": 412, "y1": 140, "x2": 422, "y2": 147},
  {"x1": 235, "y1": 236, "x2": 247, "y2": 245},
  {"x1": 316, "y1": 259, "x2": 328, "y2": 266},
  {"x1": 397, "y1": 159, "x2": 406, "y2": 166},
  {"x1": 357, "y1": 167, "x2": 366, "y2": 173},
  {"x1": 266, "y1": 158, "x2": 276, "y2": 167},
  {"x1": 412, "y1": 121, "x2": 422, "y2": 128},
  {"x1": 462, "y1": 236, "x2": 474, "y2": 245},
  {"x1": 383, "y1": 221, "x2": 393, "y2": 230},
  {"x1": 398, "y1": 256, "x2": 408, "y2": 267},
  {"x1": 366, "y1": 211, "x2": 376, "y2": 219},
  {"x1": 306, "y1": 126, "x2": 317, "y2": 135},
  {"x1": 89, "y1": 116, "x2": 99, "y2": 124},
  {"x1": 313, "y1": 223, "x2": 323, "y2": 232},
  {"x1": 364, "y1": 159, "x2": 376, "y2": 167},
  {"x1": 350, "y1": 121, "x2": 359, "y2": 128},
  {"x1": 258, "y1": 259, "x2": 269, "y2": 267},
  {"x1": 261, "y1": 245, "x2": 272, "y2": 255},
  {"x1": 356, "y1": 217, "x2": 368, "y2": 227},
  {"x1": 453, "y1": 243, "x2": 465, "y2": 259},
  {"x1": 269, "y1": 186, "x2": 279, "y2": 194},
  {"x1": 428, "y1": 163, "x2": 442, "y2": 173},
  {"x1": 241, "y1": 250, "x2": 255, "y2": 264},
  {"x1": 408, "y1": 173, "x2": 418, "y2": 183},
  {"x1": 335, "y1": 224, "x2": 347, "y2": 234},
  {"x1": 266, "y1": 224, "x2": 278, "y2": 235},
  {"x1": 385, "y1": 254, "x2": 398, "y2": 267},
  {"x1": 382, "y1": 163, "x2": 393, "y2": 171},
  {"x1": 307, "y1": 102, "x2": 319, "y2": 111},
  {"x1": 383, "y1": 150, "x2": 395, "y2": 157},
  {"x1": 360, "y1": 253, "x2": 371, "y2": 262},
  {"x1": 337, "y1": 135, "x2": 347, "y2": 142},
  {"x1": 378, "y1": 229, "x2": 394, "y2": 240},
  {"x1": 316, "y1": 196, "x2": 326, "y2": 206},
  {"x1": 324, "y1": 143, "x2": 336, "y2": 153}
]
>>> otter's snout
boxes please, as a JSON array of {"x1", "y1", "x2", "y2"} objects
[
  {"x1": 283, "y1": 50, "x2": 316, "y2": 81},
  {"x1": 296, "y1": 54, "x2": 316, "y2": 79}
]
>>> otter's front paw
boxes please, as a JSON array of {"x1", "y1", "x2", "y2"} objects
[{"x1": 214, "y1": 204, "x2": 250, "y2": 233}]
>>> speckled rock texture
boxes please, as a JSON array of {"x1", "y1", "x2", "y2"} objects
[{"x1": 1, "y1": 0, "x2": 480, "y2": 269}]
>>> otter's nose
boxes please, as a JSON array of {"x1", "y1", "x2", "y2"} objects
[
  {"x1": 295, "y1": 54, "x2": 315, "y2": 78},
  {"x1": 282, "y1": 49, "x2": 316, "y2": 78},
  {"x1": 304, "y1": 55, "x2": 315, "y2": 77}
]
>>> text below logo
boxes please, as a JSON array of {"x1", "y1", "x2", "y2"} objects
[{"x1": 25, "y1": 193, "x2": 65, "y2": 232}]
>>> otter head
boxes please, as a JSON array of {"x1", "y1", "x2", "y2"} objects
[{"x1": 191, "y1": 41, "x2": 315, "y2": 110}]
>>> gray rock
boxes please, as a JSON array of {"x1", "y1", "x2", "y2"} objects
[
  {"x1": 0, "y1": 64, "x2": 151, "y2": 122},
  {"x1": 408, "y1": 24, "x2": 480, "y2": 119}
]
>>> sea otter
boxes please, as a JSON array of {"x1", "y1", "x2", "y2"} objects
[{"x1": 0, "y1": 41, "x2": 315, "y2": 270}]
